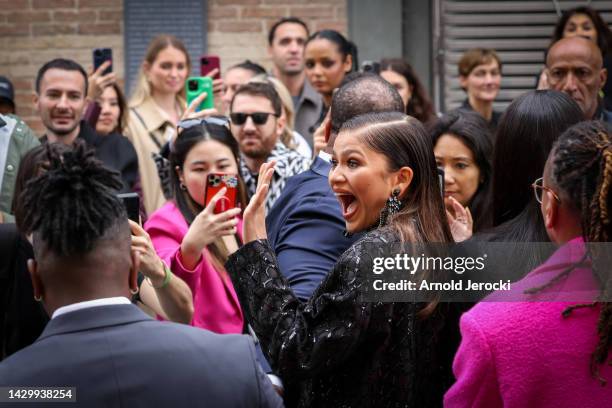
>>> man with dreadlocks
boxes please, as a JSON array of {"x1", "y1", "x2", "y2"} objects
[
  {"x1": 0, "y1": 141, "x2": 283, "y2": 408},
  {"x1": 445, "y1": 120, "x2": 612, "y2": 407}
]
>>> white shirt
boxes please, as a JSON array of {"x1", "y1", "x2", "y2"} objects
[
  {"x1": 52, "y1": 296, "x2": 131, "y2": 319},
  {"x1": 318, "y1": 150, "x2": 332, "y2": 163}
]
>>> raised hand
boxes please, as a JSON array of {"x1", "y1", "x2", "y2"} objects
[
  {"x1": 87, "y1": 61, "x2": 116, "y2": 101},
  {"x1": 180, "y1": 187, "x2": 241, "y2": 269},
  {"x1": 446, "y1": 196, "x2": 473, "y2": 242},
  {"x1": 129, "y1": 220, "x2": 166, "y2": 287},
  {"x1": 243, "y1": 161, "x2": 275, "y2": 244}
]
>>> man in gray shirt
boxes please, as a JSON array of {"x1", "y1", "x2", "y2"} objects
[{"x1": 268, "y1": 17, "x2": 322, "y2": 147}]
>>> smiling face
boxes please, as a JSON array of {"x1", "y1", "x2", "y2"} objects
[
  {"x1": 144, "y1": 46, "x2": 188, "y2": 96},
  {"x1": 329, "y1": 131, "x2": 399, "y2": 233},
  {"x1": 460, "y1": 59, "x2": 501, "y2": 103},
  {"x1": 96, "y1": 85, "x2": 120, "y2": 135},
  {"x1": 230, "y1": 94, "x2": 283, "y2": 160},
  {"x1": 563, "y1": 13, "x2": 598, "y2": 44},
  {"x1": 304, "y1": 38, "x2": 352, "y2": 100},
  {"x1": 35, "y1": 68, "x2": 86, "y2": 139},
  {"x1": 177, "y1": 139, "x2": 239, "y2": 207},
  {"x1": 434, "y1": 134, "x2": 481, "y2": 207}
]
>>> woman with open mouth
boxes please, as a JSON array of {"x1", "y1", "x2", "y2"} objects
[{"x1": 226, "y1": 112, "x2": 457, "y2": 407}]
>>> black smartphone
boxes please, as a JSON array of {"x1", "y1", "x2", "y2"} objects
[
  {"x1": 93, "y1": 48, "x2": 113, "y2": 75},
  {"x1": 118, "y1": 193, "x2": 140, "y2": 224},
  {"x1": 437, "y1": 167, "x2": 445, "y2": 199}
]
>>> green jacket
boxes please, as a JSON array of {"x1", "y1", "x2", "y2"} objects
[{"x1": 0, "y1": 114, "x2": 40, "y2": 223}]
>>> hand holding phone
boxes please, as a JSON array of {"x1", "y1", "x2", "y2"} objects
[
  {"x1": 205, "y1": 173, "x2": 238, "y2": 214},
  {"x1": 200, "y1": 55, "x2": 221, "y2": 79},
  {"x1": 93, "y1": 48, "x2": 113, "y2": 75},
  {"x1": 186, "y1": 76, "x2": 214, "y2": 112}
]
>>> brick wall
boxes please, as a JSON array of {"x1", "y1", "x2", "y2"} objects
[
  {"x1": 0, "y1": 0, "x2": 347, "y2": 133},
  {"x1": 208, "y1": 0, "x2": 347, "y2": 71}
]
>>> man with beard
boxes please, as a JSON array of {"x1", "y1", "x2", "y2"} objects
[
  {"x1": 268, "y1": 17, "x2": 322, "y2": 146},
  {"x1": 34, "y1": 59, "x2": 138, "y2": 193},
  {"x1": 230, "y1": 82, "x2": 310, "y2": 212}
]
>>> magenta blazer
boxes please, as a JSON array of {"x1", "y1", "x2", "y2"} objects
[
  {"x1": 145, "y1": 201, "x2": 244, "y2": 334},
  {"x1": 445, "y1": 237, "x2": 611, "y2": 407}
]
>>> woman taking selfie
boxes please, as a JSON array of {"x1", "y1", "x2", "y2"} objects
[
  {"x1": 127, "y1": 34, "x2": 190, "y2": 215},
  {"x1": 145, "y1": 118, "x2": 246, "y2": 334},
  {"x1": 226, "y1": 112, "x2": 458, "y2": 407}
]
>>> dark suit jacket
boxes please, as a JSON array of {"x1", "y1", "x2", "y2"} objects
[
  {"x1": 266, "y1": 156, "x2": 359, "y2": 301},
  {"x1": 0, "y1": 304, "x2": 283, "y2": 408}
]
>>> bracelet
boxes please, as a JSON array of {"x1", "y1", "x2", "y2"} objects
[{"x1": 147, "y1": 261, "x2": 172, "y2": 289}]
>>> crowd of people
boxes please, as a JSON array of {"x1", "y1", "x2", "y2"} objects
[{"x1": 0, "y1": 6, "x2": 611, "y2": 408}]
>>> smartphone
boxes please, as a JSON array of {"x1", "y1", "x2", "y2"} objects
[
  {"x1": 437, "y1": 167, "x2": 445, "y2": 199},
  {"x1": 186, "y1": 76, "x2": 214, "y2": 111},
  {"x1": 200, "y1": 55, "x2": 221, "y2": 79},
  {"x1": 93, "y1": 48, "x2": 113, "y2": 75},
  {"x1": 205, "y1": 173, "x2": 238, "y2": 214},
  {"x1": 118, "y1": 192, "x2": 140, "y2": 224}
]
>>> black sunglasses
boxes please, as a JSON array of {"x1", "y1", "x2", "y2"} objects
[
  {"x1": 230, "y1": 112, "x2": 278, "y2": 126},
  {"x1": 177, "y1": 117, "x2": 230, "y2": 132}
]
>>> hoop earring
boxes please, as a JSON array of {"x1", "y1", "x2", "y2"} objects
[
  {"x1": 34, "y1": 294, "x2": 42, "y2": 302},
  {"x1": 180, "y1": 183, "x2": 187, "y2": 191},
  {"x1": 379, "y1": 188, "x2": 402, "y2": 227},
  {"x1": 130, "y1": 287, "x2": 139, "y2": 296}
]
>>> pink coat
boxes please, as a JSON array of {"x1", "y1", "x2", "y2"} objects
[
  {"x1": 445, "y1": 238, "x2": 611, "y2": 408},
  {"x1": 145, "y1": 202, "x2": 244, "y2": 334}
]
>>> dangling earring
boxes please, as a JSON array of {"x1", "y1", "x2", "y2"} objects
[{"x1": 379, "y1": 188, "x2": 402, "y2": 227}]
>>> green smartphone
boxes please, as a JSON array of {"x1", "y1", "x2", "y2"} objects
[{"x1": 185, "y1": 76, "x2": 214, "y2": 111}]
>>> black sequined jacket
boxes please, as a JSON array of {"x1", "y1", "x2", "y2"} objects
[{"x1": 226, "y1": 229, "x2": 461, "y2": 408}]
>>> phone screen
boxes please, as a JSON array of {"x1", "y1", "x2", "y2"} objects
[{"x1": 205, "y1": 173, "x2": 238, "y2": 214}]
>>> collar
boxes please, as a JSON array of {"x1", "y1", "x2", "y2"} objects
[
  {"x1": 594, "y1": 102, "x2": 611, "y2": 121},
  {"x1": 301, "y1": 79, "x2": 322, "y2": 106},
  {"x1": 132, "y1": 97, "x2": 176, "y2": 133},
  {"x1": 52, "y1": 296, "x2": 131, "y2": 319},
  {"x1": 318, "y1": 150, "x2": 331, "y2": 163},
  {"x1": 0, "y1": 114, "x2": 6, "y2": 128},
  {"x1": 311, "y1": 154, "x2": 332, "y2": 177}
]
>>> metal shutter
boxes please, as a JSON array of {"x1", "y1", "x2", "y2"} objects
[
  {"x1": 124, "y1": 0, "x2": 207, "y2": 94},
  {"x1": 433, "y1": 0, "x2": 612, "y2": 113}
]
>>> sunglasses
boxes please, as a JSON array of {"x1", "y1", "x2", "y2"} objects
[
  {"x1": 531, "y1": 177, "x2": 561, "y2": 204},
  {"x1": 230, "y1": 112, "x2": 278, "y2": 126},
  {"x1": 177, "y1": 117, "x2": 230, "y2": 132}
]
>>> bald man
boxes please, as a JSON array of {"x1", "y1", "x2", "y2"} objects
[{"x1": 546, "y1": 36, "x2": 611, "y2": 122}]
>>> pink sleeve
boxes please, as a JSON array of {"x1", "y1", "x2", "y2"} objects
[
  {"x1": 145, "y1": 210, "x2": 200, "y2": 292},
  {"x1": 444, "y1": 312, "x2": 503, "y2": 408}
]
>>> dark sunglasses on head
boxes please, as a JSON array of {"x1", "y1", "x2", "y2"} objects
[
  {"x1": 230, "y1": 112, "x2": 278, "y2": 126},
  {"x1": 177, "y1": 117, "x2": 230, "y2": 132}
]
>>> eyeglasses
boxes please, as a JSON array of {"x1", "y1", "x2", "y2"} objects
[
  {"x1": 230, "y1": 112, "x2": 278, "y2": 126},
  {"x1": 177, "y1": 117, "x2": 230, "y2": 132},
  {"x1": 531, "y1": 177, "x2": 561, "y2": 204}
]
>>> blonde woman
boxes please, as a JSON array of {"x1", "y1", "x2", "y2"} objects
[
  {"x1": 250, "y1": 75, "x2": 312, "y2": 158},
  {"x1": 126, "y1": 35, "x2": 190, "y2": 215}
]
